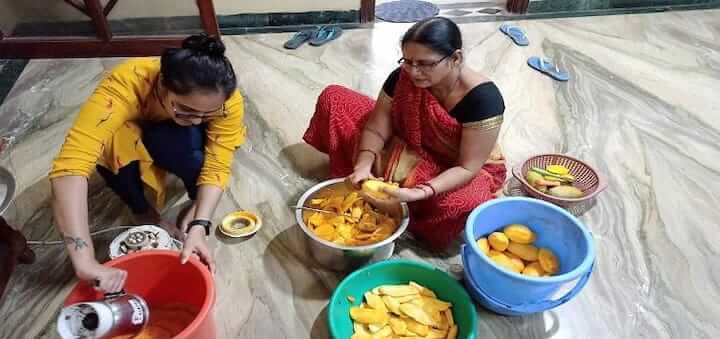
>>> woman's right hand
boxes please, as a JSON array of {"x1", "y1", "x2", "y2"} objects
[
  {"x1": 347, "y1": 162, "x2": 375, "y2": 188},
  {"x1": 75, "y1": 259, "x2": 128, "y2": 293}
]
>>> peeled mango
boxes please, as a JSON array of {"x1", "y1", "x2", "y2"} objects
[
  {"x1": 477, "y1": 224, "x2": 562, "y2": 278},
  {"x1": 476, "y1": 237, "x2": 490, "y2": 255},
  {"x1": 503, "y1": 224, "x2": 536, "y2": 244},
  {"x1": 538, "y1": 248, "x2": 560, "y2": 274},
  {"x1": 522, "y1": 262, "x2": 546, "y2": 277},
  {"x1": 489, "y1": 252, "x2": 517, "y2": 272},
  {"x1": 507, "y1": 242, "x2": 539, "y2": 261},
  {"x1": 505, "y1": 252, "x2": 526, "y2": 273},
  {"x1": 488, "y1": 232, "x2": 510, "y2": 251},
  {"x1": 548, "y1": 185, "x2": 584, "y2": 198},
  {"x1": 361, "y1": 180, "x2": 399, "y2": 200}
]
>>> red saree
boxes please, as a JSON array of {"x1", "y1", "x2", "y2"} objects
[{"x1": 303, "y1": 73, "x2": 506, "y2": 251}]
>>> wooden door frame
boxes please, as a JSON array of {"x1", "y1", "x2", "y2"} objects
[
  {"x1": 360, "y1": 0, "x2": 376, "y2": 23},
  {"x1": 0, "y1": 0, "x2": 220, "y2": 59}
]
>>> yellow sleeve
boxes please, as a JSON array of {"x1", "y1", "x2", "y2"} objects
[
  {"x1": 50, "y1": 60, "x2": 152, "y2": 179},
  {"x1": 198, "y1": 90, "x2": 247, "y2": 188}
]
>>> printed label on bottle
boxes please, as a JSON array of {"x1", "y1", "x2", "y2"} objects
[{"x1": 128, "y1": 299, "x2": 145, "y2": 325}]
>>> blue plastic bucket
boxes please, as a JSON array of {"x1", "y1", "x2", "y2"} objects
[{"x1": 462, "y1": 197, "x2": 595, "y2": 315}]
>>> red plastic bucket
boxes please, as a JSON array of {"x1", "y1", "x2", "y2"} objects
[{"x1": 63, "y1": 250, "x2": 215, "y2": 339}]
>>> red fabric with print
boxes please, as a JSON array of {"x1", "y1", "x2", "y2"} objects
[{"x1": 303, "y1": 80, "x2": 506, "y2": 251}]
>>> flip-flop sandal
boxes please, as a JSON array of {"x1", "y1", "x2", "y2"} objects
[
  {"x1": 478, "y1": 8, "x2": 502, "y2": 14},
  {"x1": 527, "y1": 56, "x2": 570, "y2": 81},
  {"x1": 309, "y1": 25, "x2": 343, "y2": 46},
  {"x1": 284, "y1": 30, "x2": 315, "y2": 49},
  {"x1": 499, "y1": 23, "x2": 529, "y2": 46}
]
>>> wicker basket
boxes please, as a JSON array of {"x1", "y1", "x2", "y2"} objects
[{"x1": 512, "y1": 154, "x2": 607, "y2": 207}]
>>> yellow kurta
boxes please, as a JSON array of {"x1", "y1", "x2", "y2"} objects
[{"x1": 50, "y1": 57, "x2": 246, "y2": 208}]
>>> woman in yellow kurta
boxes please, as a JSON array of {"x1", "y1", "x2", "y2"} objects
[{"x1": 51, "y1": 35, "x2": 245, "y2": 292}]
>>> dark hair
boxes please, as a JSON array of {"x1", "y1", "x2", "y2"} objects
[
  {"x1": 401, "y1": 17, "x2": 462, "y2": 57},
  {"x1": 161, "y1": 34, "x2": 237, "y2": 98}
]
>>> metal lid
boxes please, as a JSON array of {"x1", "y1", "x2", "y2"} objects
[{"x1": 219, "y1": 211, "x2": 261, "y2": 238}]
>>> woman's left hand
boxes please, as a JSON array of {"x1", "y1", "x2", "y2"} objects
[
  {"x1": 180, "y1": 227, "x2": 215, "y2": 274},
  {"x1": 384, "y1": 187, "x2": 428, "y2": 203}
]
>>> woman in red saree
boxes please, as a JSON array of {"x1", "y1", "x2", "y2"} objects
[{"x1": 304, "y1": 17, "x2": 506, "y2": 251}]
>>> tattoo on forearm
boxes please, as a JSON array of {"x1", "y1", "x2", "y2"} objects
[{"x1": 64, "y1": 236, "x2": 88, "y2": 251}]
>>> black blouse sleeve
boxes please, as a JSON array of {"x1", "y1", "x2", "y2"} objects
[
  {"x1": 381, "y1": 68, "x2": 402, "y2": 97},
  {"x1": 451, "y1": 82, "x2": 505, "y2": 125}
]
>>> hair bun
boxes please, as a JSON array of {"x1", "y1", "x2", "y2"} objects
[{"x1": 182, "y1": 34, "x2": 226, "y2": 57}]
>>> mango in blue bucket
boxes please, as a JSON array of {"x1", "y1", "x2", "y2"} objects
[
  {"x1": 349, "y1": 281, "x2": 458, "y2": 339},
  {"x1": 476, "y1": 224, "x2": 560, "y2": 276}
]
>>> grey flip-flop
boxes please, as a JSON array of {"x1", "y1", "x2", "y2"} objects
[
  {"x1": 284, "y1": 30, "x2": 315, "y2": 49},
  {"x1": 528, "y1": 56, "x2": 570, "y2": 81},
  {"x1": 478, "y1": 8, "x2": 502, "y2": 14},
  {"x1": 309, "y1": 25, "x2": 343, "y2": 46}
]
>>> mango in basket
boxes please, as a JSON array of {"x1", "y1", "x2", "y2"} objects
[
  {"x1": 488, "y1": 232, "x2": 509, "y2": 251},
  {"x1": 361, "y1": 180, "x2": 399, "y2": 200},
  {"x1": 503, "y1": 224, "x2": 536, "y2": 244},
  {"x1": 548, "y1": 185, "x2": 584, "y2": 198}
]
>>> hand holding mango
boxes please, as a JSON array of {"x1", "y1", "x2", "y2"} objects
[{"x1": 361, "y1": 180, "x2": 399, "y2": 200}]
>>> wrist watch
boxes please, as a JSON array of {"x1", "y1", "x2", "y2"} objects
[{"x1": 187, "y1": 219, "x2": 212, "y2": 236}]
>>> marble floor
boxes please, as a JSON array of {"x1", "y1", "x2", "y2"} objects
[{"x1": 1, "y1": 8, "x2": 719, "y2": 339}]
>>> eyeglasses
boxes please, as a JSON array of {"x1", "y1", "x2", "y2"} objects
[
  {"x1": 398, "y1": 55, "x2": 450, "y2": 73},
  {"x1": 171, "y1": 101, "x2": 226, "y2": 121}
]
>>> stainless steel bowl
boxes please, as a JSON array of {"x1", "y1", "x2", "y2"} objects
[
  {"x1": 0, "y1": 166, "x2": 16, "y2": 215},
  {"x1": 296, "y1": 178, "x2": 409, "y2": 271}
]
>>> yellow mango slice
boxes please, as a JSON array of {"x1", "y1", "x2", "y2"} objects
[
  {"x1": 351, "y1": 206, "x2": 364, "y2": 219},
  {"x1": 476, "y1": 237, "x2": 490, "y2": 255},
  {"x1": 503, "y1": 224, "x2": 536, "y2": 244},
  {"x1": 427, "y1": 328, "x2": 449, "y2": 338},
  {"x1": 389, "y1": 317, "x2": 408, "y2": 335},
  {"x1": 447, "y1": 325, "x2": 458, "y2": 339},
  {"x1": 538, "y1": 248, "x2": 560, "y2": 275},
  {"x1": 368, "y1": 323, "x2": 384, "y2": 333},
  {"x1": 350, "y1": 334, "x2": 374, "y2": 339},
  {"x1": 365, "y1": 292, "x2": 388, "y2": 312},
  {"x1": 314, "y1": 224, "x2": 336, "y2": 241},
  {"x1": 506, "y1": 242, "x2": 539, "y2": 261},
  {"x1": 394, "y1": 294, "x2": 420, "y2": 303},
  {"x1": 443, "y1": 310, "x2": 455, "y2": 327},
  {"x1": 383, "y1": 295, "x2": 403, "y2": 316},
  {"x1": 362, "y1": 180, "x2": 398, "y2": 200},
  {"x1": 522, "y1": 262, "x2": 546, "y2": 277},
  {"x1": 488, "y1": 232, "x2": 510, "y2": 251},
  {"x1": 350, "y1": 307, "x2": 390, "y2": 326},
  {"x1": 380, "y1": 285, "x2": 420, "y2": 297},
  {"x1": 400, "y1": 303, "x2": 433, "y2": 326},
  {"x1": 354, "y1": 322, "x2": 370, "y2": 334},
  {"x1": 410, "y1": 281, "x2": 437, "y2": 298},
  {"x1": 375, "y1": 325, "x2": 393, "y2": 337},
  {"x1": 405, "y1": 318, "x2": 430, "y2": 336}
]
